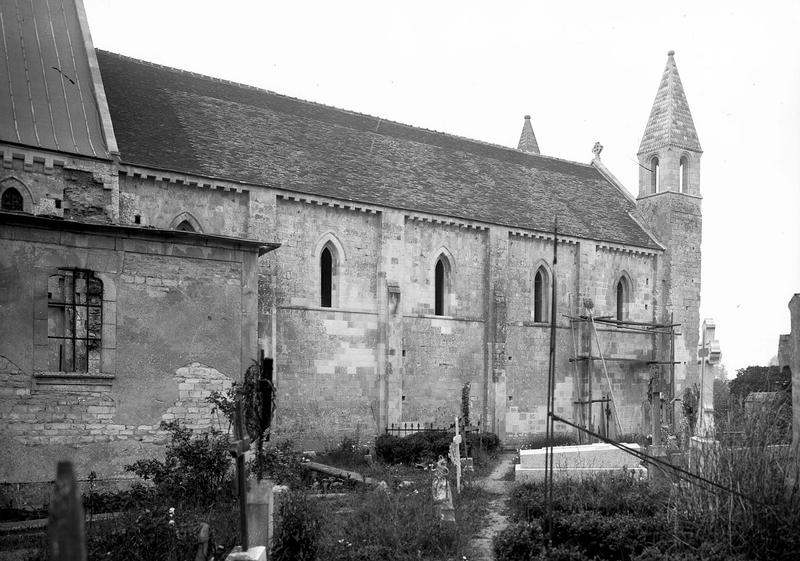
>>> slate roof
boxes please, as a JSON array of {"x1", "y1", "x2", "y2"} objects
[
  {"x1": 638, "y1": 51, "x2": 702, "y2": 155},
  {"x1": 97, "y1": 50, "x2": 660, "y2": 250},
  {"x1": 0, "y1": 0, "x2": 110, "y2": 159}
]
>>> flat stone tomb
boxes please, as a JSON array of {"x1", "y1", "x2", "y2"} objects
[{"x1": 515, "y1": 443, "x2": 646, "y2": 481}]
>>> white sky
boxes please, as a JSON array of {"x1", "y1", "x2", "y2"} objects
[{"x1": 83, "y1": 0, "x2": 800, "y2": 375}]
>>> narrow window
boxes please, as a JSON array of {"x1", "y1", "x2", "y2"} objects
[
  {"x1": 533, "y1": 266, "x2": 550, "y2": 323},
  {"x1": 435, "y1": 259, "x2": 445, "y2": 316},
  {"x1": 48, "y1": 270, "x2": 102, "y2": 372},
  {"x1": 679, "y1": 157, "x2": 688, "y2": 193},
  {"x1": 650, "y1": 157, "x2": 660, "y2": 193},
  {"x1": 1, "y1": 187, "x2": 23, "y2": 211},
  {"x1": 616, "y1": 277, "x2": 629, "y2": 321},
  {"x1": 175, "y1": 220, "x2": 195, "y2": 232},
  {"x1": 320, "y1": 246, "x2": 333, "y2": 308}
]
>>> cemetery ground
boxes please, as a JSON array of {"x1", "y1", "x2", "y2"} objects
[{"x1": 3, "y1": 370, "x2": 800, "y2": 560}]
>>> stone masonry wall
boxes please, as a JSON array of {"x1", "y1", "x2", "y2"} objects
[
  {"x1": 637, "y1": 192, "x2": 701, "y2": 399},
  {"x1": 119, "y1": 174, "x2": 249, "y2": 236},
  {"x1": 0, "y1": 221, "x2": 257, "y2": 490}
]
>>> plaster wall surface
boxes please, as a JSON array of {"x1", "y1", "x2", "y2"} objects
[{"x1": 0, "y1": 220, "x2": 259, "y2": 492}]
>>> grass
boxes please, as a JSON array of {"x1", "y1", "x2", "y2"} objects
[{"x1": 494, "y1": 404, "x2": 800, "y2": 561}]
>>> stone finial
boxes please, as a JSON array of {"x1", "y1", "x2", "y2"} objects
[{"x1": 592, "y1": 142, "x2": 603, "y2": 160}]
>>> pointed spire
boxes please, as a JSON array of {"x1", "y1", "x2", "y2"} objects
[
  {"x1": 638, "y1": 50, "x2": 702, "y2": 155},
  {"x1": 518, "y1": 115, "x2": 540, "y2": 155}
]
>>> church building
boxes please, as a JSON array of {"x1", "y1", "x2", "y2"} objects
[{"x1": 1, "y1": 0, "x2": 702, "y2": 495}]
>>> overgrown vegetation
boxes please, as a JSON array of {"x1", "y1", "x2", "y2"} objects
[
  {"x1": 87, "y1": 421, "x2": 239, "y2": 560},
  {"x1": 375, "y1": 430, "x2": 499, "y2": 465},
  {"x1": 494, "y1": 405, "x2": 800, "y2": 561}
]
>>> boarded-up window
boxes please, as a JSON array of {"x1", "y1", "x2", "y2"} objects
[{"x1": 48, "y1": 270, "x2": 102, "y2": 372}]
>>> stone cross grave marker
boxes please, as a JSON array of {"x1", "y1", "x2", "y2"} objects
[
  {"x1": 229, "y1": 401, "x2": 251, "y2": 551},
  {"x1": 448, "y1": 416, "x2": 463, "y2": 493}
]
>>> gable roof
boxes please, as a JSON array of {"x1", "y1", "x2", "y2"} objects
[
  {"x1": 0, "y1": 0, "x2": 114, "y2": 159},
  {"x1": 638, "y1": 51, "x2": 702, "y2": 155},
  {"x1": 96, "y1": 50, "x2": 660, "y2": 250}
]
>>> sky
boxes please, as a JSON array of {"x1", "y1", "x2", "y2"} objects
[{"x1": 82, "y1": 0, "x2": 800, "y2": 375}]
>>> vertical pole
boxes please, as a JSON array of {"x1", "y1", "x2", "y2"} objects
[
  {"x1": 670, "y1": 312, "x2": 676, "y2": 432},
  {"x1": 545, "y1": 217, "x2": 558, "y2": 543},
  {"x1": 48, "y1": 461, "x2": 87, "y2": 561},
  {"x1": 234, "y1": 403, "x2": 249, "y2": 551}
]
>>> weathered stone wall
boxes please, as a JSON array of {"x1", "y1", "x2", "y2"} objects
[
  {"x1": 270, "y1": 198, "x2": 381, "y2": 446},
  {"x1": 0, "y1": 219, "x2": 259, "y2": 493},
  {"x1": 503, "y1": 235, "x2": 659, "y2": 440},
  {"x1": 1, "y1": 152, "x2": 117, "y2": 222},
  {"x1": 637, "y1": 191, "x2": 701, "y2": 399},
  {"x1": 119, "y1": 174, "x2": 249, "y2": 236}
]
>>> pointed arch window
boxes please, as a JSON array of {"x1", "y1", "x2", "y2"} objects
[
  {"x1": 434, "y1": 255, "x2": 452, "y2": 316},
  {"x1": 679, "y1": 156, "x2": 688, "y2": 193},
  {"x1": 650, "y1": 157, "x2": 660, "y2": 193},
  {"x1": 616, "y1": 276, "x2": 630, "y2": 321},
  {"x1": 175, "y1": 220, "x2": 195, "y2": 232},
  {"x1": 533, "y1": 266, "x2": 551, "y2": 323},
  {"x1": 1, "y1": 187, "x2": 23, "y2": 211},
  {"x1": 320, "y1": 245, "x2": 334, "y2": 308}
]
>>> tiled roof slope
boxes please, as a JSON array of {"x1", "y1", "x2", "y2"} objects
[
  {"x1": 638, "y1": 51, "x2": 702, "y2": 155},
  {"x1": 97, "y1": 50, "x2": 659, "y2": 249},
  {"x1": 0, "y1": 0, "x2": 109, "y2": 158}
]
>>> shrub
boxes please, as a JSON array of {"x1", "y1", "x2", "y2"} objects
[
  {"x1": 86, "y1": 502, "x2": 238, "y2": 561},
  {"x1": 271, "y1": 491, "x2": 322, "y2": 561},
  {"x1": 319, "y1": 485, "x2": 459, "y2": 560},
  {"x1": 550, "y1": 511, "x2": 662, "y2": 560},
  {"x1": 519, "y1": 433, "x2": 578, "y2": 450},
  {"x1": 375, "y1": 430, "x2": 500, "y2": 465},
  {"x1": 254, "y1": 439, "x2": 307, "y2": 488},
  {"x1": 125, "y1": 421, "x2": 232, "y2": 507},
  {"x1": 508, "y1": 473, "x2": 660, "y2": 522},
  {"x1": 318, "y1": 433, "x2": 372, "y2": 470},
  {"x1": 493, "y1": 521, "x2": 545, "y2": 561}
]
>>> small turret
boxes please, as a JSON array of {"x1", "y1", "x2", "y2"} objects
[
  {"x1": 637, "y1": 51, "x2": 702, "y2": 197},
  {"x1": 517, "y1": 115, "x2": 540, "y2": 155}
]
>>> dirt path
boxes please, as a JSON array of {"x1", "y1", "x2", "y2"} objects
[{"x1": 468, "y1": 452, "x2": 516, "y2": 560}]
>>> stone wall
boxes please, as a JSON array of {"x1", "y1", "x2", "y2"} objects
[
  {"x1": 637, "y1": 191, "x2": 702, "y2": 401},
  {"x1": 0, "y1": 217, "x2": 260, "y2": 494},
  {"x1": 119, "y1": 173, "x2": 249, "y2": 236}
]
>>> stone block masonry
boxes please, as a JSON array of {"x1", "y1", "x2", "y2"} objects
[
  {"x1": 0, "y1": 214, "x2": 266, "y2": 491},
  {"x1": 262, "y1": 193, "x2": 670, "y2": 447}
]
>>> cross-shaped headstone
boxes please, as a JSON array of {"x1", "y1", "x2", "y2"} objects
[{"x1": 229, "y1": 401, "x2": 251, "y2": 551}]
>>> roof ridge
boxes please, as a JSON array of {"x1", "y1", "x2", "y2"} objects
[{"x1": 96, "y1": 49, "x2": 597, "y2": 171}]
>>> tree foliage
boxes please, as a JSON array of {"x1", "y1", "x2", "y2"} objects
[{"x1": 729, "y1": 365, "x2": 791, "y2": 400}]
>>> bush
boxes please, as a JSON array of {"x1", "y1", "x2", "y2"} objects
[
  {"x1": 318, "y1": 433, "x2": 372, "y2": 470},
  {"x1": 254, "y1": 439, "x2": 307, "y2": 488},
  {"x1": 87, "y1": 503, "x2": 238, "y2": 561},
  {"x1": 319, "y1": 485, "x2": 459, "y2": 560},
  {"x1": 125, "y1": 421, "x2": 232, "y2": 507},
  {"x1": 375, "y1": 430, "x2": 500, "y2": 465},
  {"x1": 519, "y1": 433, "x2": 578, "y2": 450},
  {"x1": 508, "y1": 473, "x2": 660, "y2": 522},
  {"x1": 550, "y1": 511, "x2": 662, "y2": 560},
  {"x1": 493, "y1": 521, "x2": 545, "y2": 561},
  {"x1": 272, "y1": 491, "x2": 322, "y2": 561}
]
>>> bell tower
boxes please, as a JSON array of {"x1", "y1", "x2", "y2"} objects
[{"x1": 636, "y1": 51, "x2": 703, "y2": 417}]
